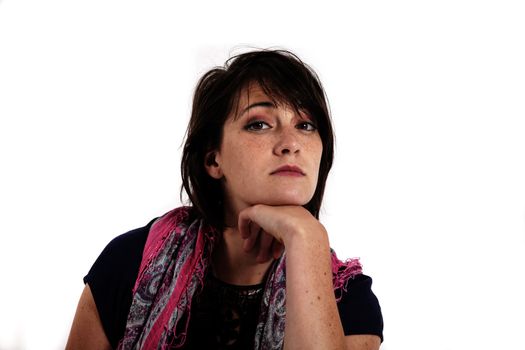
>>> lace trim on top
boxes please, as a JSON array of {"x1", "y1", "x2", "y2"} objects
[{"x1": 183, "y1": 271, "x2": 265, "y2": 349}]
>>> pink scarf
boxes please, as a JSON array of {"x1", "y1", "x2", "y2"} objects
[{"x1": 118, "y1": 206, "x2": 362, "y2": 349}]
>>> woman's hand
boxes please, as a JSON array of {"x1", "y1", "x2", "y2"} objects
[
  {"x1": 238, "y1": 204, "x2": 380, "y2": 349},
  {"x1": 237, "y1": 204, "x2": 327, "y2": 263}
]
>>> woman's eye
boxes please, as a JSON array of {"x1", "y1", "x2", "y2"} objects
[
  {"x1": 297, "y1": 122, "x2": 317, "y2": 131},
  {"x1": 245, "y1": 121, "x2": 271, "y2": 131}
]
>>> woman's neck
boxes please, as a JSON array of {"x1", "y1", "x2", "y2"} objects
[{"x1": 211, "y1": 226, "x2": 274, "y2": 286}]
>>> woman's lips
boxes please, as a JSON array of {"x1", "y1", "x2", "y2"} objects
[{"x1": 270, "y1": 165, "x2": 305, "y2": 176}]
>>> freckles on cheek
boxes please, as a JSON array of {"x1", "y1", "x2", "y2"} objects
[{"x1": 240, "y1": 137, "x2": 266, "y2": 153}]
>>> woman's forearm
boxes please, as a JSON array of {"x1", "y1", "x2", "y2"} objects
[
  {"x1": 283, "y1": 226, "x2": 346, "y2": 350},
  {"x1": 236, "y1": 205, "x2": 351, "y2": 349}
]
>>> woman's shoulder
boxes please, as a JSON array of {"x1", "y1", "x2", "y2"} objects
[
  {"x1": 337, "y1": 274, "x2": 384, "y2": 342},
  {"x1": 82, "y1": 216, "x2": 158, "y2": 348},
  {"x1": 343, "y1": 274, "x2": 374, "y2": 294},
  {"x1": 88, "y1": 217, "x2": 157, "y2": 272},
  {"x1": 103, "y1": 217, "x2": 157, "y2": 256}
]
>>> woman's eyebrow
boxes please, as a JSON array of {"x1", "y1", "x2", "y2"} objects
[{"x1": 239, "y1": 101, "x2": 275, "y2": 117}]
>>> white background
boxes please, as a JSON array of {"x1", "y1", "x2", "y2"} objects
[{"x1": 1, "y1": 1, "x2": 524, "y2": 349}]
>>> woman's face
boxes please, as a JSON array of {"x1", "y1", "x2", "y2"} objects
[{"x1": 205, "y1": 83, "x2": 323, "y2": 220}]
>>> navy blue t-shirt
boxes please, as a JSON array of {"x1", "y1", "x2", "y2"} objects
[{"x1": 84, "y1": 218, "x2": 384, "y2": 348}]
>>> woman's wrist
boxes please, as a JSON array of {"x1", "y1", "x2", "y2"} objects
[{"x1": 283, "y1": 222, "x2": 330, "y2": 256}]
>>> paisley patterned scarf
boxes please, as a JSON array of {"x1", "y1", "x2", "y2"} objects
[{"x1": 118, "y1": 206, "x2": 362, "y2": 349}]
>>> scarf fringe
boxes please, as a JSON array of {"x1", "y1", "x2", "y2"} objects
[{"x1": 330, "y1": 250, "x2": 362, "y2": 302}]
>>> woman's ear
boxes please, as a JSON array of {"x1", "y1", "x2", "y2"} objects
[{"x1": 204, "y1": 151, "x2": 223, "y2": 179}]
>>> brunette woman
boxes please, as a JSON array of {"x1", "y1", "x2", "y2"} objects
[{"x1": 67, "y1": 49, "x2": 383, "y2": 350}]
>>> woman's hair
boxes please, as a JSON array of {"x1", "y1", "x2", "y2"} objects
[{"x1": 181, "y1": 48, "x2": 334, "y2": 228}]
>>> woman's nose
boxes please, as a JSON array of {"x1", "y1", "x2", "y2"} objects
[{"x1": 273, "y1": 128, "x2": 300, "y2": 156}]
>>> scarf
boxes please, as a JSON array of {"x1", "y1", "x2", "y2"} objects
[{"x1": 118, "y1": 206, "x2": 362, "y2": 350}]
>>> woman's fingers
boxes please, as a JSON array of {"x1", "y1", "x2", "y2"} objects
[
  {"x1": 238, "y1": 204, "x2": 321, "y2": 263},
  {"x1": 238, "y1": 205, "x2": 283, "y2": 242},
  {"x1": 239, "y1": 214, "x2": 252, "y2": 239},
  {"x1": 272, "y1": 240, "x2": 285, "y2": 259},
  {"x1": 242, "y1": 220, "x2": 259, "y2": 252},
  {"x1": 256, "y1": 232, "x2": 275, "y2": 263},
  {"x1": 243, "y1": 228, "x2": 282, "y2": 263},
  {"x1": 239, "y1": 206, "x2": 280, "y2": 260}
]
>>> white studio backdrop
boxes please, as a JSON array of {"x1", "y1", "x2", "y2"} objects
[{"x1": 1, "y1": 1, "x2": 524, "y2": 349}]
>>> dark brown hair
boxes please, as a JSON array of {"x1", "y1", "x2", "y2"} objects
[{"x1": 181, "y1": 49, "x2": 334, "y2": 228}]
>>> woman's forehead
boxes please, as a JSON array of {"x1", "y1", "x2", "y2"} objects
[
  {"x1": 232, "y1": 82, "x2": 300, "y2": 119},
  {"x1": 239, "y1": 83, "x2": 273, "y2": 104}
]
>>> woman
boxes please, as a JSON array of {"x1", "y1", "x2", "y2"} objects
[{"x1": 67, "y1": 49, "x2": 383, "y2": 350}]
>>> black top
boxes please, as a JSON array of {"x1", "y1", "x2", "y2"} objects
[{"x1": 84, "y1": 218, "x2": 384, "y2": 349}]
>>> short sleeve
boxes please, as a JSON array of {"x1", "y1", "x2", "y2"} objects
[
  {"x1": 337, "y1": 274, "x2": 384, "y2": 342},
  {"x1": 83, "y1": 218, "x2": 157, "y2": 348}
]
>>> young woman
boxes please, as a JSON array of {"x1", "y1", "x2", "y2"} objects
[{"x1": 66, "y1": 49, "x2": 383, "y2": 350}]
